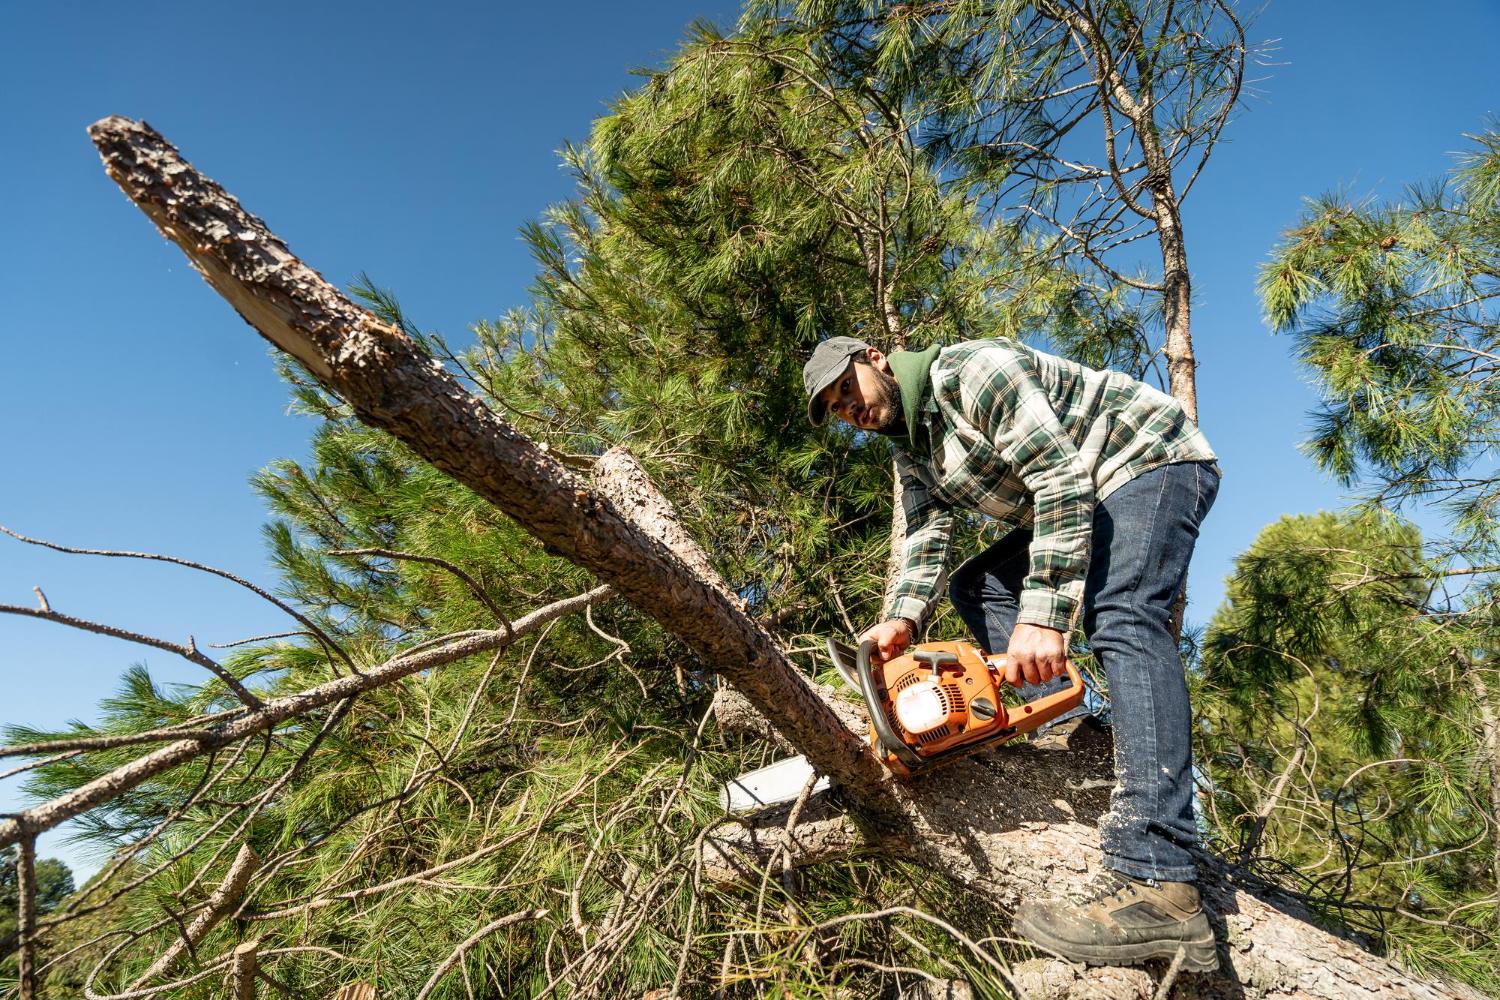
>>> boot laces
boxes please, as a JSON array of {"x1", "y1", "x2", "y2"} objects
[{"x1": 1069, "y1": 869, "x2": 1157, "y2": 906}]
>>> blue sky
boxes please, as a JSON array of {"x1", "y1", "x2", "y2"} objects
[{"x1": 3, "y1": 1, "x2": 1498, "y2": 878}]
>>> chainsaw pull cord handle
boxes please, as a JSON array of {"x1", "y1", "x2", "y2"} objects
[
  {"x1": 911, "y1": 648, "x2": 959, "y2": 678},
  {"x1": 856, "y1": 638, "x2": 926, "y2": 772}
]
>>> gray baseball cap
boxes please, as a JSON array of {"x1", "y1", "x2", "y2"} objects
[{"x1": 803, "y1": 336, "x2": 872, "y2": 425}]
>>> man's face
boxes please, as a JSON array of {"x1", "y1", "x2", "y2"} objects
[{"x1": 817, "y1": 349, "x2": 905, "y2": 435}]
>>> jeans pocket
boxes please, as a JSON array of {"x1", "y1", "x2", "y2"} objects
[{"x1": 1195, "y1": 462, "x2": 1221, "y2": 523}]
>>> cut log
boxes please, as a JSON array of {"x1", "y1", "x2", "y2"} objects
[
  {"x1": 231, "y1": 939, "x2": 258, "y2": 1000},
  {"x1": 87, "y1": 116, "x2": 1494, "y2": 1000}
]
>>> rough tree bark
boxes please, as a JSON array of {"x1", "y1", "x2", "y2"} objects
[
  {"x1": 230, "y1": 939, "x2": 258, "y2": 1000},
  {"x1": 16, "y1": 837, "x2": 37, "y2": 1000},
  {"x1": 82, "y1": 115, "x2": 1491, "y2": 1000}
]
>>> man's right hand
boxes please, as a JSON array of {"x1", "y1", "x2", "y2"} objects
[{"x1": 858, "y1": 617, "x2": 915, "y2": 661}]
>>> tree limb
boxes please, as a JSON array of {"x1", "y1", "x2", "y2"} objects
[{"x1": 129, "y1": 843, "x2": 261, "y2": 989}]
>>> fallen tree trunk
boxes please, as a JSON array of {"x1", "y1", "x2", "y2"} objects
[{"x1": 86, "y1": 115, "x2": 1491, "y2": 1000}]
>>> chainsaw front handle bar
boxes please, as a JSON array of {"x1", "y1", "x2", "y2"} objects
[
  {"x1": 826, "y1": 637, "x2": 860, "y2": 690},
  {"x1": 856, "y1": 638, "x2": 927, "y2": 771}
]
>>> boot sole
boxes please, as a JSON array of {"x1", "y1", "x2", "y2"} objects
[{"x1": 1014, "y1": 915, "x2": 1219, "y2": 972}]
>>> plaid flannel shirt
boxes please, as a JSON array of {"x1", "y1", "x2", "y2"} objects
[{"x1": 888, "y1": 339, "x2": 1217, "y2": 633}]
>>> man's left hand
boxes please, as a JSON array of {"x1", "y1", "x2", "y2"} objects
[{"x1": 1004, "y1": 623, "x2": 1066, "y2": 688}]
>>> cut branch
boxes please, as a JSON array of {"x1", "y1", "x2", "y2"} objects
[
  {"x1": 230, "y1": 940, "x2": 258, "y2": 1000},
  {"x1": 129, "y1": 842, "x2": 262, "y2": 989}
]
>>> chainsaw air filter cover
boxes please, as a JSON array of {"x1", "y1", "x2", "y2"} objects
[
  {"x1": 893, "y1": 678, "x2": 963, "y2": 734},
  {"x1": 877, "y1": 642, "x2": 997, "y2": 755}
]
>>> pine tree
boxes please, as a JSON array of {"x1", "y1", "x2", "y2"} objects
[
  {"x1": 11, "y1": 7, "x2": 1492, "y2": 1000},
  {"x1": 1, "y1": 848, "x2": 72, "y2": 963},
  {"x1": 1257, "y1": 122, "x2": 1500, "y2": 968},
  {"x1": 1199, "y1": 512, "x2": 1497, "y2": 987}
]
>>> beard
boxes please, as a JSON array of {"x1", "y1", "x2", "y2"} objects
[{"x1": 866, "y1": 367, "x2": 907, "y2": 436}]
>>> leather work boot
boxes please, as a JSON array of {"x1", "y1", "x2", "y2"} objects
[{"x1": 1014, "y1": 870, "x2": 1218, "y2": 971}]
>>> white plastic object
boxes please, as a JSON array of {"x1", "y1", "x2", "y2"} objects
[
  {"x1": 894, "y1": 680, "x2": 950, "y2": 734},
  {"x1": 720, "y1": 754, "x2": 829, "y2": 814}
]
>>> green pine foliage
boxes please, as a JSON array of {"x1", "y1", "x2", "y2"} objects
[
  {"x1": 1227, "y1": 123, "x2": 1500, "y2": 988},
  {"x1": 1197, "y1": 512, "x2": 1497, "y2": 988},
  {"x1": 4, "y1": 11, "x2": 1061, "y2": 997},
  {"x1": 1258, "y1": 123, "x2": 1500, "y2": 557}
]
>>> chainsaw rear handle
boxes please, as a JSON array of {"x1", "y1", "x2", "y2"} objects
[
  {"x1": 855, "y1": 639, "x2": 926, "y2": 771},
  {"x1": 988, "y1": 653, "x2": 1086, "y2": 736}
]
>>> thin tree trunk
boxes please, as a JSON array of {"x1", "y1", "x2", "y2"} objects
[
  {"x1": 1156, "y1": 195, "x2": 1199, "y2": 424},
  {"x1": 83, "y1": 115, "x2": 1495, "y2": 1000},
  {"x1": 16, "y1": 837, "x2": 36, "y2": 1000},
  {"x1": 860, "y1": 233, "x2": 911, "y2": 625},
  {"x1": 1052, "y1": 1, "x2": 1204, "y2": 640},
  {"x1": 879, "y1": 490, "x2": 909, "y2": 624},
  {"x1": 1470, "y1": 671, "x2": 1500, "y2": 958}
]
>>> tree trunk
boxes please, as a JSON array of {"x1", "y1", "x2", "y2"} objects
[
  {"x1": 869, "y1": 245, "x2": 909, "y2": 626},
  {"x1": 16, "y1": 837, "x2": 36, "y2": 1000},
  {"x1": 1052, "y1": 1, "x2": 1205, "y2": 641},
  {"x1": 1155, "y1": 194, "x2": 1199, "y2": 425},
  {"x1": 85, "y1": 115, "x2": 1493, "y2": 1000},
  {"x1": 1470, "y1": 670, "x2": 1500, "y2": 958}
]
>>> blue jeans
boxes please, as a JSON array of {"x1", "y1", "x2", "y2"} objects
[{"x1": 948, "y1": 461, "x2": 1219, "y2": 882}]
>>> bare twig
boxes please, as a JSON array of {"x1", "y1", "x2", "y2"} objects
[
  {"x1": 413, "y1": 910, "x2": 548, "y2": 1000},
  {"x1": 1, "y1": 525, "x2": 356, "y2": 673},
  {"x1": 0, "y1": 603, "x2": 262, "y2": 709},
  {"x1": 328, "y1": 547, "x2": 512, "y2": 634}
]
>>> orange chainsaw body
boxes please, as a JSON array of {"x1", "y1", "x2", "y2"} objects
[{"x1": 834, "y1": 638, "x2": 1085, "y2": 776}]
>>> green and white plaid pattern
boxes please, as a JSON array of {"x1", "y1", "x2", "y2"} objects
[{"x1": 889, "y1": 339, "x2": 1217, "y2": 632}]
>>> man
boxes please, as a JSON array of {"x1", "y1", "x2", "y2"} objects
[{"x1": 804, "y1": 335, "x2": 1220, "y2": 971}]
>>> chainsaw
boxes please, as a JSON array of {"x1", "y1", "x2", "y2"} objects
[{"x1": 826, "y1": 637, "x2": 1085, "y2": 776}]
